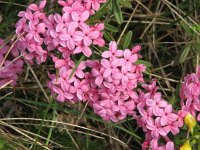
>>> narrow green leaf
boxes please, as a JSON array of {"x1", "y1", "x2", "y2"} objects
[
  {"x1": 180, "y1": 21, "x2": 193, "y2": 36},
  {"x1": 135, "y1": 60, "x2": 152, "y2": 67},
  {"x1": 112, "y1": 0, "x2": 123, "y2": 24},
  {"x1": 0, "y1": 139, "x2": 5, "y2": 150},
  {"x1": 123, "y1": 31, "x2": 132, "y2": 49},
  {"x1": 69, "y1": 55, "x2": 85, "y2": 79},
  {"x1": 104, "y1": 31, "x2": 115, "y2": 42},
  {"x1": 118, "y1": 0, "x2": 132, "y2": 8},
  {"x1": 179, "y1": 44, "x2": 191, "y2": 63},
  {"x1": 105, "y1": 23, "x2": 118, "y2": 32},
  {"x1": 84, "y1": 113, "x2": 141, "y2": 140}
]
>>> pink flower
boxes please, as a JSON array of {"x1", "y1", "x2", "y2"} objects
[
  {"x1": 133, "y1": 80, "x2": 181, "y2": 149},
  {"x1": 58, "y1": 0, "x2": 74, "y2": 7},
  {"x1": 101, "y1": 58, "x2": 119, "y2": 78},
  {"x1": 28, "y1": 0, "x2": 46, "y2": 11},
  {"x1": 62, "y1": 1, "x2": 83, "y2": 14},
  {"x1": 0, "y1": 40, "x2": 24, "y2": 87},
  {"x1": 74, "y1": 41, "x2": 92, "y2": 57},
  {"x1": 180, "y1": 67, "x2": 200, "y2": 121},
  {"x1": 77, "y1": 25, "x2": 99, "y2": 47},
  {"x1": 71, "y1": 11, "x2": 90, "y2": 28},
  {"x1": 121, "y1": 49, "x2": 138, "y2": 71},
  {"x1": 84, "y1": 0, "x2": 107, "y2": 11},
  {"x1": 164, "y1": 121, "x2": 180, "y2": 135},
  {"x1": 159, "y1": 105, "x2": 178, "y2": 126},
  {"x1": 145, "y1": 93, "x2": 167, "y2": 116},
  {"x1": 89, "y1": 41, "x2": 145, "y2": 122},
  {"x1": 91, "y1": 23, "x2": 105, "y2": 47},
  {"x1": 113, "y1": 67, "x2": 137, "y2": 86},
  {"x1": 15, "y1": 1, "x2": 47, "y2": 64},
  {"x1": 146, "y1": 117, "x2": 168, "y2": 138},
  {"x1": 71, "y1": 79, "x2": 90, "y2": 101},
  {"x1": 102, "y1": 41, "x2": 123, "y2": 60},
  {"x1": 151, "y1": 139, "x2": 174, "y2": 150},
  {"x1": 92, "y1": 67, "x2": 104, "y2": 85}
]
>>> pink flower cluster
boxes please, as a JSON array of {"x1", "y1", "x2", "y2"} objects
[
  {"x1": 15, "y1": 0, "x2": 47, "y2": 64},
  {"x1": 180, "y1": 67, "x2": 200, "y2": 121},
  {"x1": 48, "y1": 41, "x2": 146, "y2": 122},
  {"x1": 89, "y1": 42, "x2": 145, "y2": 122},
  {"x1": 0, "y1": 39, "x2": 24, "y2": 87},
  {"x1": 133, "y1": 80, "x2": 184, "y2": 150},
  {"x1": 13, "y1": 1, "x2": 200, "y2": 149},
  {"x1": 48, "y1": 58, "x2": 90, "y2": 103},
  {"x1": 15, "y1": 0, "x2": 106, "y2": 64}
]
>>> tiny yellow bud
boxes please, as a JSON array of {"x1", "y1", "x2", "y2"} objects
[
  {"x1": 184, "y1": 114, "x2": 196, "y2": 133},
  {"x1": 180, "y1": 140, "x2": 192, "y2": 150}
]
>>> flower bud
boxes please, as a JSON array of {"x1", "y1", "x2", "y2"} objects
[
  {"x1": 184, "y1": 114, "x2": 196, "y2": 133},
  {"x1": 180, "y1": 140, "x2": 192, "y2": 150}
]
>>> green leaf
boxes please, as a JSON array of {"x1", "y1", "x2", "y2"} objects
[
  {"x1": 180, "y1": 21, "x2": 193, "y2": 36},
  {"x1": 179, "y1": 44, "x2": 191, "y2": 64},
  {"x1": 112, "y1": 0, "x2": 123, "y2": 24},
  {"x1": 69, "y1": 55, "x2": 85, "y2": 79},
  {"x1": 0, "y1": 139, "x2": 5, "y2": 150},
  {"x1": 105, "y1": 23, "x2": 118, "y2": 32},
  {"x1": 135, "y1": 60, "x2": 152, "y2": 67},
  {"x1": 123, "y1": 31, "x2": 132, "y2": 49},
  {"x1": 84, "y1": 113, "x2": 141, "y2": 140},
  {"x1": 104, "y1": 31, "x2": 115, "y2": 42},
  {"x1": 118, "y1": 0, "x2": 132, "y2": 8}
]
